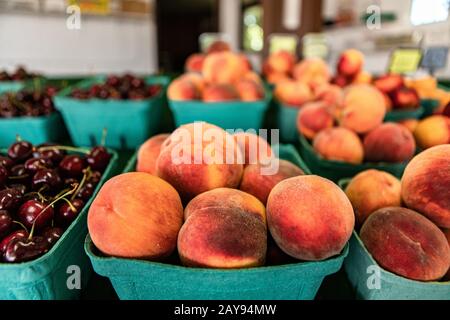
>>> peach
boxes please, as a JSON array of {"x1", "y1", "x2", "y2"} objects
[
  {"x1": 383, "y1": 93, "x2": 393, "y2": 112},
  {"x1": 332, "y1": 74, "x2": 352, "y2": 88},
  {"x1": 266, "y1": 72, "x2": 291, "y2": 85},
  {"x1": 167, "y1": 78, "x2": 199, "y2": 101},
  {"x1": 339, "y1": 84, "x2": 386, "y2": 134},
  {"x1": 445, "y1": 229, "x2": 450, "y2": 281},
  {"x1": 243, "y1": 71, "x2": 263, "y2": 86},
  {"x1": 414, "y1": 115, "x2": 450, "y2": 149},
  {"x1": 314, "y1": 84, "x2": 344, "y2": 110},
  {"x1": 178, "y1": 209, "x2": 267, "y2": 268},
  {"x1": 337, "y1": 49, "x2": 364, "y2": 77},
  {"x1": 238, "y1": 53, "x2": 252, "y2": 71},
  {"x1": 207, "y1": 40, "x2": 231, "y2": 54},
  {"x1": 240, "y1": 159, "x2": 305, "y2": 205},
  {"x1": 345, "y1": 169, "x2": 402, "y2": 227},
  {"x1": 373, "y1": 74, "x2": 404, "y2": 94},
  {"x1": 363, "y1": 123, "x2": 416, "y2": 163},
  {"x1": 313, "y1": 127, "x2": 364, "y2": 164},
  {"x1": 274, "y1": 80, "x2": 313, "y2": 107},
  {"x1": 184, "y1": 188, "x2": 266, "y2": 223},
  {"x1": 399, "y1": 118, "x2": 419, "y2": 133},
  {"x1": 88, "y1": 172, "x2": 183, "y2": 260},
  {"x1": 264, "y1": 50, "x2": 296, "y2": 75},
  {"x1": 401, "y1": 145, "x2": 450, "y2": 228},
  {"x1": 360, "y1": 207, "x2": 450, "y2": 281},
  {"x1": 156, "y1": 122, "x2": 244, "y2": 201},
  {"x1": 391, "y1": 87, "x2": 420, "y2": 109},
  {"x1": 233, "y1": 132, "x2": 273, "y2": 166},
  {"x1": 136, "y1": 133, "x2": 170, "y2": 175},
  {"x1": 202, "y1": 51, "x2": 248, "y2": 85},
  {"x1": 267, "y1": 175, "x2": 354, "y2": 261},
  {"x1": 296, "y1": 101, "x2": 334, "y2": 139},
  {"x1": 235, "y1": 79, "x2": 265, "y2": 102},
  {"x1": 178, "y1": 73, "x2": 205, "y2": 93},
  {"x1": 202, "y1": 84, "x2": 239, "y2": 102},
  {"x1": 185, "y1": 53, "x2": 205, "y2": 73},
  {"x1": 353, "y1": 71, "x2": 372, "y2": 84},
  {"x1": 444, "y1": 103, "x2": 450, "y2": 117},
  {"x1": 292, "y1": 58, "x2": 331, "y2": 89}
]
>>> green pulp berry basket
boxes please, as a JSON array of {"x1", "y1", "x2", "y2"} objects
[
  {"x1": 0, "y1": 81, "x2": 25, "y2": 94},
  {"x1": 54, "y1": 75, "x2": 170, "y2": 149},
  {"x1": 275, "y1": 101, "x2": 300, "y2": 143},
  {"x1": 0, "y1": 150, "x2": 118, "y2": 300},
  {"x1": 298, "y1": 134, "x2": 407, "y2": 182},
  {"x1": 338, "y1": 179, "x2": 450, "y2": 300},
  {"x1": 420, "y1": 99, "x2": 440, "y2": 118},
  {"x1": 0, "y1": 113, "x2": 66, "y2": 148},
  {"x1": 168, "y1": 89, "x2": 272, "y2": 131},
  {"x1": 85, "y1": 144, "x2": 351, "y2": 300}
]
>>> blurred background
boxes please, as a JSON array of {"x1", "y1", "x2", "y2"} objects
[{"x1": 0, "y1": 0, "x2": 449, "y2": 77}]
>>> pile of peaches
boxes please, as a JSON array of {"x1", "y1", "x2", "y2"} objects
[
  {"x1": 87, "y1": 122, "x2": 355, "y2": 268},
  {"x1": 343, "y1": 144, "x2": 450, "y2": 282},
  {"x1": 168, "y1": 42, "x2": 265, "y2": 103}
]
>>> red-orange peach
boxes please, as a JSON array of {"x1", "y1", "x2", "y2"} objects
[
  {"x1": 167, "y1": 78, "x2": 200, "y2": 101},
  {"x1": 296, "y1": 101, "x2": 334, "y2": 139},
  {"x1": 445, "y1": 229, "x2": 450, "y2": 281},
  {"x1": 391, "y1": 87, "x2": 420, "y2": 109},
  {"x1": 414, "y1": 115, "x2": 450, "y2": 149},
  {"x1": 178, "y1": 73, "x2": 205, "y2": 93},
  {"x1": 399, "y1": 118, "x2": 419, "y2": 133},
  {"x1": 337, "y1": 49, "x2": 364, "y2": 77},
  {"x1": 292, "y1": 58, "x2": 331, "y2": 89},
  {"x1": 202, "y1": 51, "x2": 248, "y2": 84},
  {"x1": 233, "y1": 132, "x2": 273, "y2": 166},
  {"x1": 202, "y1": 84, "x2": 239, "y2": 102},
  {"x1": 207, "y1": 40, "x2": 231, "y2": 54},
  {"x1": 267, "y1": 175, "x2": 354, "y2": 261},
  {"x1": 235, "y1": 79, "x2": 265, "y2": 102},
  {"x1": 88, "y1": 172, "x2": 183, "y2": 260},
  {"x1": 264, "y1": 50, "x2": 296, "y2": 75},
  {"x1": 137, "y1": 133, "x2": 170, "y2": 175},
  {"x1": 185, "y1": 53, "x2": 206, "y2": 73},
  {"x1": 274, "y1": 80, "x2": 313, "y2": 107},
  {"x1": 373, "y1": 74, "x2": 404, "y2": 94}
]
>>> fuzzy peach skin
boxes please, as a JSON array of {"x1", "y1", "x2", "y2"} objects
[
  {"x1": 414, "y1": 115, "x2": 450, "y2": 149},
  {"x1": 352, "y1": 71, "x2": 372, "y2": 84},
  {"x1": 240, "y1": 159, "x2": 305, "y2": 205},
  {"x1": 373, "y1": 74, "x2": 404, "y2": 94},
  {"x1": 233, "y1": 132, "x2": 273, "y2": 166},
  {"x1": 202, "y1": 84, "x2": 239, "y2": 102},
  {"x1": 178, "y1": 73, "x2": 205, "y2": 93},
  {"x1": 242, "y1": 71, "x2": 263, "y2": 86},
  {"x1": 363, "y1": 123, "x2": 416, "y2": 163},
  {"x1": 184, "y1": 187, "x2": 266, "y2": 223},
  {"x1": 266, "y1": 72, "x2": 291, "y2": 85},
  {"x1": 167, "y1": 78, "x2": 200, "y2": 101},
  {"x1": 296, "y1": 102, "x2": 334, "y2": 139},
  {"x1": 136, "y1": 134, "x2": 170, "y2": 175},
  {"x1": 156, "y1": 122, "x2": 244, "y2": 201},
  {"x1": 337, "y1": 49, "x2": 364, "y2": 77},
  {"x1": 391, "y1": 87, "x2": 420, "y2": 110},
  {"x1": 274, "y1": 80, "x2": 313, "y2": 107},
  {"x1": 399, "y1": 118, "x2": 419, "y2": 133},
  {"x1": 339, "y1": 84, "x2": 386, "y2": 134},
  {"x1": 313, "y1": 127, "x2": 364, "y2": 164},
  {"x1": 88, "y1": 172, "x2": 183, "y2": 260},
  {"x1": 267, "y1": 175, "x2": 354, "y2": 261},
  {"x1": 207, "y1": 40, "x2": 231, "y2": 54},
  {"x1": 401, "y1": 145, "x2": 450, "y2": 228},
  {"x1": 360, "y1": 207, "x2": 450, "y2": 281},
  {"x1": 314, "y1": 84, "x2": 344, "y2": 111},
  {"x1": 202, "y1": 51, "x2": 249, "y2": 85},
  {"x1": 345, "y1": 169, "x2": 401, "y2": 227},
  {"x1": 178, "y1": 209, "x2": 267, "y2": 268},
  {"x1": 292, "y1": 58, "x2": 331, "y2": 89},
  {"x1": 185, "y1": 53, "x2": 205, "y2": 73},
  {"x1": 445, "y1": 229, "x2": 450, "y2": 281},
  {"x1": 235, "y1": 79, "x2": 265, "y2": 102},
  {"x1": 264, "y1": 50, "x2": 296, "y2": 75}
]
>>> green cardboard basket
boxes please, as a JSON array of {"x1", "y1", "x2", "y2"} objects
[
  {"x1": 275, "y1": 101, "x2": 300, "y2": 143},
  {"x1": 384, "y1": 105, "x2": 424, "y2": 122},
  {"x1": 338, "y1": 179, "x2": 450, "y2": 300},
  {"x1": 0, "y1": 150, "x2": 118, "y2": 300},
  {"x1": 168, "y1": 89, "x2": 272, "y2": 131},
  {"x1": 54, "y1": 76, "x2": 170, "y2": 149},
  {"x1": 0, "y1": 81, "x2": 25, "y2": 94},
  {"x1": 420, "y1": 99, "x2": 440, "y2": 118},
  {"x1": 0, "y1": 113, "x2": 66, "y2": 148},
  {"x1": 85, "y1": 144, "x2": 352, "y2": 300},
  {"x1": 298, "y1": 134, "x2": 407, "y2": 182}
]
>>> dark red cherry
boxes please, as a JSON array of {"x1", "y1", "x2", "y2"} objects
[
  {"x1": 55, "y1": 199, "x2": 84, "y2": 227},
  {"x1": 59, "y1": 155, "x2": 86, "y2": 178},
  {"x1": 9, "y1": 164, "x2": 29, "y2": 185},
  {"x1": 76, "y1": 182, "x2": 95, "y2": 201},
  {"x1": 32, "y1": 169, "x2": 62, "y2": 191},
  {"x1": 64, "y1": 177, "x2": 79, "y2": 188},
  {"x1": 3, "y1": 236, "x2": 49, "y2": 263},
  {"x1": 88, "y1": 171, "x2": 102, "y2": 185},
  {"x1": 0, "y1": 188, "x2": 22, "y2": 211},
  {"x1": 42, "y1": 227, "x2": 64, "y2": 247},
  {"x1": 7, "y1": 141, "x2": 33, "y2": 162},
  {"x1": 35, "y1": 143, "x2": 66, "y2": 165},
  {"x1": 25, "y1": 157, "x2": 53, "y2": 174},
  {"x1": 18, "y1": 200, "x2": 54, "y2": 230},
  {"x1": 0, "y1": 165, "x2": 7, "y2": 186},
  {"x1": 86, "y1": 146, "x2": 111, "y2": 171},
  {"x1": 0, "y1": 230, "x2": 28, "y2": 254},
  {"x1": 0, "y1": 210, "x2": 13, "y2": 238},
  {"x1": 9, "y1": 184, "x2": 27, "y2": 195},
  {"x1": 0, "y1": 156, "x2": 14, "y2": 170}
]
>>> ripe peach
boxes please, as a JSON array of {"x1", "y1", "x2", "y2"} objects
[
  {"x1": 202, "y1": 52, "x2": 248, "y2": 85},
  {"x1": 156, "y1": 122, "x2": 244, "y2": 201},
  {"x1": 314, "y1": 84, "x2": 344, "y2": 110},
  {"x1": 274, "y1": 80, "x2": 313, "y2": 107},
  {"x1": 353, "y1": 71, "x2": 372, "y2": 84},
  {"x1": 296, "y1": 101, "x2": 334, "y2": 139},
  {"x1": 345, "y1": 170, "x2": 402, "y2": 227},
  {"x1": 178, "y1": 209, "x2": 267, "y2": 268},
  {"x1": 266, "y1": 72, "x2": 291, "y2": 85},
  {"x1": 414, "y1": 115, "x2": 450, "y2": 149},
  {"x1": 239, "y1": 159, "x2": 305, "y2": 205},
  {"x1": 337, "y1": 49, "x2": 364, "y2": 77},
  {"x1": 401, "y1": 145, "x2": 450, "y2": 228},
  {"x1": 363, "y1": 123, "x2": 416, "y2": 163},
  {"x1": 399, "y1": 118, "x2": 419, "y2": 133},
  {"x1": 185, "y1": 53, "x2": 205, "y2": 73},
  {"x1": 383, "y1": 93, "x2": 393, "y2": 112},
  {"x1": 332, "y1": 74, "x2": 352, "y2": 88},
  {"x1": 207, "y1": 40, "x2": 231, "y2": 54},
  {"x1": 243, "y1": 71, "x2": 263, "y2": 86},
  {"x1": 235, "y1": 79, "x2": 264, "y2": 102},
  {"x1": 265, "y1": 50, "x2": 296, "y2": 75},
  {"x1": 391, "y1": 87, "x2": 420, "y2": 109},
  {"x1": 167, "y1": 78, "x2": 200, "y2": 101},
  {"x1": 339, "y1": 84, "x2": 386, "y2": 134},
  {"x1": 267, "y1": 175, "x2": 354, "y2": 261},
  {"x1": 137, "y1": 133, "x2": 170, "y2": 175},
  {"x1": 313, "y1": 127, "x2": 364, "y2": 164},
  {"x1": 360, "y1": 207, "x2": 450, "y2": 281},
  {"x1": 202, "y1": 84, "x2": 239, "y2": 102},
  {"x1": 373, "y1": 74, "x2": 404, "y2": 94},
  {"x1": 233, "y1": 132, "x2": 273, "y2": 166},
  {"x1": 184, "y1": 187, "x2": 266, "y2": 223},
  {"x1": 88, "y1": 172, "x2": 183, "y2": 260},
  {"x1": 178, "y1": 73, "x2": 205, "y2": 93},
  {"x1": 292, "y1": 58, "x2": 331, "y2": 89},
  {"x1": 445, "y1": 229, "x2": 450, "y2": 281}
]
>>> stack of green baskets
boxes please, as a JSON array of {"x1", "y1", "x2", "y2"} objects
[
  {"x1": 0, "y1": 150, "x2": 118, "y2": 300},
  {"x1": 85, "y1": 144, "x2": 350, "y2": 300}
]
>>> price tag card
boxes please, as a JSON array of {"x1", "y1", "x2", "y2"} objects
[
  {"x1": 268, "y1": 34, "x2": 299, "y2": 55},
  {"x1": 388, "y1": 48, "x2": 423, "y2": 74},
  {"x1": 421, "y1": 46, "x2": 449, "y2": 71},
  {"x1": 302, "y1": 33, "x2": 328, "y2": 60}
]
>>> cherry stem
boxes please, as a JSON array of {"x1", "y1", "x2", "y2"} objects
[
  {"x1": 60, "y1": 197, "x2": 76, "y2": 212},
  {"x1": 28, "y1": 184, "x2": 78, "y2": 240},
  {"x1": 101, "y1": 128, "x2": 108, "y2": 147},
  {"x1": 37, "y1": 145, "x2": 90, "y2": 154},
  {"x1": 12, "y1": 221, "x2": 29, "y2": 234},
  {"x1": 15, "y1": 135, "x2": 22, "y2": 142},
  {"x1": 9, "y1": 174, "x2": 29, "y2": 180},
  {"x1": 70, "y1": 167, "x2": 91, "y2": 202}
]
